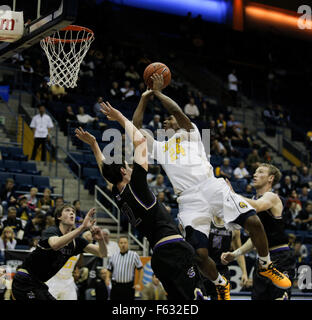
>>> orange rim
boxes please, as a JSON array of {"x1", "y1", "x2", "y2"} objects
[{"x1": 42, "y1": 25, "x2": 94, "y2": 43}]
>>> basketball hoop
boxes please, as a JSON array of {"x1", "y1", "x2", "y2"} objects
[{"x1": 40, "y1": 25, "x2": 95, "y2": 88}]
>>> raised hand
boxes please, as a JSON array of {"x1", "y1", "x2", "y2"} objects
[
  {"x1": 100, "y1": 101, "x2": 123, "y2": 121},
  {"x1": 141, "y1": 88, "x2": 153, "y2": 99},
  {"x1": 90, "y1": 225, "x2": 104, "y2": 241},
  {"x1": 75, "y1": 127, "x2": 96, "y2": 145},
  {"x1": 151, "y1": 73, "x2": 164, "y2": 91},
  {"x1": 81, "y1": 208, "x2": 97, "y2": 231}
]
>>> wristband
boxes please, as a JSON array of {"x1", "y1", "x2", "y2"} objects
[{"x1": 232, "y1": 248, "x2": 242, "y2": 258}]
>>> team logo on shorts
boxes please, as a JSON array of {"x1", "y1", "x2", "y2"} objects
[
  {"x1": 187, "y1": 267, "x2": 196, "y2": 278},
  {"x1": 239, "y1": 202, "x2": 248, "y2": 208}
]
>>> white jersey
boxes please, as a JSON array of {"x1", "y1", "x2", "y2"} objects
[
  {"x1": 151, "y1": 123, "x2": 214, "y2": 194},
  {"x1": 46, "y1": 254, "x2": 80, "y2": 300},
  {"x1": 56, "y1": 254, "x2": 80, "y2": 279}
]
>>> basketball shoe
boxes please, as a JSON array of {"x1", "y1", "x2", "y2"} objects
[
  {"x1": 215, "y1": 276, "x2": 231, "y2": 300},
  {"x1": 258, "y1": 262, "x2": 291, "y2": 289}
]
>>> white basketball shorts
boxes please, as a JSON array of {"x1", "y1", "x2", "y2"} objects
[{"x1": 177, "y1": 177, "x2": 255, "y2": 237}]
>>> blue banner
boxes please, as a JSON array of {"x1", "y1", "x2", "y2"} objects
[{"x1": 0, "y1": 85, "x2": 9, "y2": 102}]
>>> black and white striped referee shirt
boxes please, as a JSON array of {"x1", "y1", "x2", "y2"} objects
[{"x1": 107, "y1": 250, "x2": 143, "y2": 283}]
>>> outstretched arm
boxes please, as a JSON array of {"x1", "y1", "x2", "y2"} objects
[
  {"x1": 75, "y1": 127, "x2": 105, "y2": 174},
  {"x1": 221, "y1": 238, "x2": 254, "y2": 265},
  {"x1": 101, "y1": 102, "x2": 148, "y2": 171},
  {"x1": 151, "y1": 73, "x2": 193, "y2": 131},
  {"x1": 132, "y1": 89, "x2": 153, "y2": 129}
]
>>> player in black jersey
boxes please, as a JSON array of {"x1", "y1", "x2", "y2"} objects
[
  {"x1": 204, "y1": 215, "x2": 248, "y2": 300},
  {"x1": 75, "y1": 102, "x2": 207, "y2": 300},
  {"x1": 11, "y1": 205, "x2": 107, "y2": 300},
  {"x1": 221, "y1": 163, "x2": 296, "y2": 299}
]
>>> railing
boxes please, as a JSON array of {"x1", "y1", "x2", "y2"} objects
[
  {"x1": 94, "y1": 185, "x2": 149, "y2": 255},
  {"x1": 95, "y1": 185, "x2": 120, "y2": 236},
  {"x1": 57, "y1": 144, "x2": 81, "y2": 200}
]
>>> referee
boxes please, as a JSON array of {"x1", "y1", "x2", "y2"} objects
[{"x1": 106, "y1": 236, "x2": 143, "y2": 300}]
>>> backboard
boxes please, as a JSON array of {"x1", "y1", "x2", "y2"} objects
[{"x1": 0, "y1": 0, "x2": 78, "y2": 63}]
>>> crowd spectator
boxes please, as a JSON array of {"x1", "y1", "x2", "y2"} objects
[
  {"x1": 21, "y1": 59, "x2": 34, "y2": 74},
  {"x1": 30, "y1": 105, "x2": 54, "y2": 162},
  {"x1": 289, "y1": 166, "x2": 301, "y2": 189},
  {"x1": 120, "y1": 81, "x2": 135, "y2": 100},
  {"x1": 184, "y1": 97, "x2": 200, "y2": 119},
  {"x1": 62, "y1": 105, "x2": 78, "y2": 134},
  {"x1": 299, "y1": 186, "x2": 311, "y2": 208},
  {"x1": 150, "y1": 174, "x2": 168, "y2": 198},
  {"x1": 0, "y1": 227, "x2": 17, "y2": 250},
  {"x1": 47, "y1": 196, "x2": 64, "y2": 217},
  {"x1": 0, "y1": 207, "x2": 23, "y2": 241},
  {"x1": 141, "y1": 274, "x2": 167, "y2": 300},
  {"x1": 16, "y1": 195, "x2": 33, "y2": 228},
  {"x1": 125, "y1": 65, "x2": 140, "y2": 83},
  {"x1": 23, "y1": 212, "x2": 46, "y2": 243},
  {"x1": 280, "y1": 176, "x2": 293, "y2": 197},
  {"x1": 294, "y1": 202, "x2": 312, "y2": 231},
  {"x1": 286, "y1": 190, "x2": 302, "y2": 211},
  {"x1": 95, "y1": 268, "x2": 109, "y2": 300},
  {"x1": 50, "y1": 84, "x2": 67, "y2": 101},
  {"x1": 228, "y1": 69, "x2": 239, "y2": 108},
  {"x1": 300, "y1": 166, "x2": 312, "y2": 187},
  {"x1": 246, "y1": 149, "x2": 261, "y2": 174},
  {"x1": 147, "y1": 114, "x2": 162, "y2": 132},
  {"x1": 77, "y1": 106, "x2": 98, "y2": 128},
  {"x1": 102, "y1": 228, "x2": 119, "y2": 257},
  {"x1": 284, "y1": 202, "x2": 301, "y2": 230},
  {"x1": 109, "y1": 82, "x2": 123, "y2": 100},
  {"x1": 220, "y1": 158, "x2": 233, "y2": 180},
  {"x1": 73, "y1": 200, "x2": 85, "y2": 227},
  {"x1": 37, "y1": 188, "x2": 54, "y2": 214},
  {"x1": 25, "y1": 187, "x2": 38, "y2": 212},
  {"x1": 233, "y1": 161, "x2": 250, "y2": 181},
  {"x1": 93, "y1": 97, "x2": 104, "y2": 118},
  {"x1": 0, "y1": 178, "x2": 17, "y2": 212}
]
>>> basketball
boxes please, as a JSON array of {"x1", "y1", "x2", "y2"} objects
[{"x1": 143, "y1": 62, "x2": 171, "y2": 89}]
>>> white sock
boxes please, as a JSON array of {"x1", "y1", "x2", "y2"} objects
[
  {"x1": 258, "y1": 254, "x2": 271, "y2": 269},
  {"x1": 212, "y1": 273, "x2": 226, "y2": 286}
]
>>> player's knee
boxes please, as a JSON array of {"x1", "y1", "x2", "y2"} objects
[{"x1": 244, "y1": 214, "x2": 264, "y2": 234}]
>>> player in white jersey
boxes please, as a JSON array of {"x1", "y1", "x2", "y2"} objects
[
  {"x1": 132, "y1": 73, "x2": 291, "y2": 294},
  {"x1": 46, "y1": 254, "x2": 81, "y2": 300}
]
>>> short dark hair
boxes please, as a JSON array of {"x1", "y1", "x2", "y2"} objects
[
  {"x1": 101, "y1": 160, "x2": 126, "y2": 185},
  {"x1": 54, "y1": 204, "x2": 76, "y2": 226}
]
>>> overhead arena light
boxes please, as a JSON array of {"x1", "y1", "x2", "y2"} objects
[{"x1": 108, "y1": 0, "x2": 233, "y2": 24}]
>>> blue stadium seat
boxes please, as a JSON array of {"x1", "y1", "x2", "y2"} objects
[
  {"x1": 210, "y1": 155, "x2": 223, "y2": 167},
  {"x1": 3, "y1": 160, "x2": 23, "y2": 173},
  {"x1": 0, "y1": 172, "x2": 12, "y2": 186},
  {"x1": 33, "y1": 176, "x2": 50, "y2": 192},
  {"x1": 14, "y1": 174, "x2": 33, "y2": 191},
  {"x1": 20, "y1": 162, "x2": 41, "y2": 175},
  {"x1": 6, "y1": 147, "x2": 28, "y2": 161}
]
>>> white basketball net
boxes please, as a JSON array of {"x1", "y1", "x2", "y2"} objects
[{"x1": 40, "y1": 25, "x2": 95, "y2": 88}]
